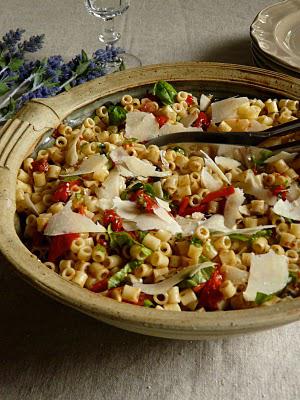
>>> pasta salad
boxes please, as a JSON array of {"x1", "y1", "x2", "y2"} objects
[{"x1": 16, "y1": 81, "x2": 300, "y2": 312}]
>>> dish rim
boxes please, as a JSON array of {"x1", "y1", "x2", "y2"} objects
[{"x1": 1, "y1": 61, "x2": 300, "y2": 339}]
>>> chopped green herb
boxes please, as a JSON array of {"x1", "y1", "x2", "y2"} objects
[
  {"x1": 74, "y1": 193, "x2": 83, "y2": 200},
  {"x1": 62, "y1": 175, "x2": 81, "y2": 182},
  {"x1": 153, "y1": 80, "x2": 177, "y2": 105},
  {"x1": 288, "y1": 270, "x2": 298, "y2": 283},
  {"x1": 144, "y1": 299, "x2": 154, "y2": 308},
  {"x1": 108, "y1": 260, "x2": 143, "y2": 289},
  {"x1": 127, "y1": 182, "x2": 144, "y2": 193},
  {"x1": 250, "y1": 230, "x2": 272, "y2": 243},
  {"x1": 175, "y1": 233, "x2": 183, "y2": 240},
  {"x1": 251, "y1": 150, "x2": 273, "y2": 167},
  {"x1": 143, "y1": 183, "x2": 156, "y2": 197},
  {"x1": 229, "y1": 233, "x2": 249, "y2": 242},
  {"x1": 138, "y1": 231, "x2": 148, "y2": 242},
  {"x1": 191, "y1": 237, "x2": 203, "y2": 247},
  {"x1": 140, "y1": 246, "x2": 152, "y2": 259},
  {"x1": 95, "y1": 244, "x2": 106, "y2": 253},
  {"x1": 108, "y1": 227, "x2": 136, "y2": 249},
  {"x1": 179, "y1": 266, "x2": 215, "y2": 289},
  {"x1": 198, "y1": 255, "x2": 209, "y2": 263},
  {"x1": 120, "y1": 191, "x2": 128, "y2": 200},
  {"x1": 172, "y1": 146, "x2": 186, "y2": 155},
  {"x1": 98, "y1": 143, "x2": 106, "y2": 154},
  {"x1": 255, "y1": 292, "x2": 275, "y2": 305}
]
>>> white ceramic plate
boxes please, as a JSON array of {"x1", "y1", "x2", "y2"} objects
[
  {"x1": 251, "y1": 0, "x2": 300, "y2": 72},
  {"x1": 251, "y1": 43, "x2": 300, "y2": 79}
]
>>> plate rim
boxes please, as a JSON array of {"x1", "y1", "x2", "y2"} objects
[{"x1": 250, "y1": 0, "x2": 300, "y2": 71}]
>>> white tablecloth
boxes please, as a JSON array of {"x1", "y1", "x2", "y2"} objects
[{"x1": 0, "y1": 1, "x2": 299, "y2": 399}]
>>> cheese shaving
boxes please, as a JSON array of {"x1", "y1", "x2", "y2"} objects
[
  {"x1": 211, "y1": 97, "x2": 249, "y2": 123},
  {"x1": 215, "y1": 156, "x2": 241, "y2": 170},
  {"x1": 44, "y1": 202, "x2": 106, "y2": 236},
  {"x1": 273, "y1": 198, "x2": 300, "y2": 221},
  {"x1": 264, "y1": 151, "x2": 297, "y2": 164},
  {"x1": 201, "y1": 167, "x2": 223, "y2": 191},
  {"x1": 243, "y1": 251, "x2": 289, "y2": 302},
  {"x1": 125, "y1": 111, "x2": 159, "y2": 141},
  {"x1": 60, "y1": 154, "x2": 108, "y2": 177},
  {"x1": 158, "y1": 122, "x2": 203, "y2": 136},
  {"x1": 123, "y1": 156, "x2": 170, "y2": 177},
  {"x1": 224, "y1": 188, "x2": 245, "y2": 228},
  {"x1": 238, "y1": 170, "x2": 276, "y2": 205},
  {"x1": 133, "y1": 262, "x2": 214, "y2": 295},
  {"x1": 200, "y1": 150, "x2": 230, "y2": 184}
]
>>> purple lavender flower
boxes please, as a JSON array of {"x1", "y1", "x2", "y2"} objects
[
  {"x1": 0, "y1": 29, "x2": 25, "y2": 53},
  {"x1": 18, "y1": 34, "x2": 45, "y2": 54}
]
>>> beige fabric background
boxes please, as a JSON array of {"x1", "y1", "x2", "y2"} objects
[{"x1": 0, "y1": 1, "x2": 299, "y2": 399}]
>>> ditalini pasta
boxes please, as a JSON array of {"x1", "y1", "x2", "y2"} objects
[{"x1": 16, "y1": 80, "x2": 300, "y2": 312}]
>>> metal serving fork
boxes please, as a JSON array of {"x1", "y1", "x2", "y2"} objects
[{"x1": 146, "y1": 118, "x2": 300, "y2": 149}]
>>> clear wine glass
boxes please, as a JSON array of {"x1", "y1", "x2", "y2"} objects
[{"x1": 85, "y1": 0, "x2": 141, "y2": 71}]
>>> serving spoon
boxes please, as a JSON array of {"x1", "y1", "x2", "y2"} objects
[{"x1": 147, "y1": 118, "x2": 300, "y2": 149}]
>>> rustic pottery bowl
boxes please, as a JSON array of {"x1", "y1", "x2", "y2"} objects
[{"x1": 1, "y1": 62, "x2": 300, "y2": 340}]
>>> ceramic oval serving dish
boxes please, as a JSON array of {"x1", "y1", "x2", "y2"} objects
[{"x1": 1, "y1": 62, "x2": 300, "y2": 340}]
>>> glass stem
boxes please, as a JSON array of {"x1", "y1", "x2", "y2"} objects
[{"x1": 99, "y1": 17, "x2": 120, "y2": 45}]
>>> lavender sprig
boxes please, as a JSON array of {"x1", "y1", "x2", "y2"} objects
[{"x1": 0, "y1": 29, "x2": 125, "y2": 123}]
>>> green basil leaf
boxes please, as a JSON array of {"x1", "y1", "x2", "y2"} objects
[
  {"x1": 250, "y1": 230, "x2": 272, "y2": 243},
  {"x1": 108, "y1": 105, "x2": 127, "y2": 126},
  {"x1": 108, "y1": 229, "x2": 136, "y2": 249},
  {"x1": 62, "y1": 175, "x2": 81, "y2": 182},
  {"x1": 143, "y1": 183, "x2": 156, "y2": 197},
  {"x1": 229, "y1": 233, "x2": 249, "y2": 242},
  {"x1": 153, "y1": 80, "x2": 177, "y2": 105},
  {"x1": 172, "y1": 146, "x2": 185, "y2": 155}
]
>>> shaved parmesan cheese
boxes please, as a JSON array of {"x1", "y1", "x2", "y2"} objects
[
  {"x1": 133, "y1": 262, "x2": 214, "y2": 295},
  {"x1": 123, "y1": 156, "x2": 170, "y2": 177},
  {"x1": 116, "y1": 164, "x2": 134, "y2": 177},
  {"x1": 109, "y1": 147, "x2": 129, "y2": 163},
  {"x1": 125, "y1": 112, "x2": 159, "y2": 141},
  {"x1": 211, "y1": 97, "x2": 249, "y2": 123},
  {"x1": 95, "y1": 168, "x2": 126, "y2": 203},
  {"x1": 44, "y1": 202, "x2": 106, "y2": 236},
  {"x1": 201, "y1": 167, "x2": 223, "y2": 191},
  {"x1": 175, "y1": 216, "x2": 201, "y2": 236},
  {"x1": 180, "y1": 111, "x2": 198, "y2": 127},
  {"x1": 221, "y1": 265, "x2": 249, "y2": 285},
  {"x1": 200, "y1": 150, "x2": 230, "y2": 184},
  {"x1": 264, "y1": 151, "x2": 297, "y2": 164},
  {"x1": 238, "y1": 170, "x2": 276, "y2": 205},
  {"x1": 160, "y1": 150, "x2": 169, "y2": 168},
  {"x1": 199, "y1": 94, "x2": 211, "y2": 111},
  {"x1": 224, "y1": 188, "x2": 245, "y2": 228},
  {"x1": 287, "y1": 183, "x2": 300, "y2": 202},
  {"x1": 24, "y1": 193, "x2": 39, "y2": 216},
  {"x1": 246, "y1": 119, "x2": 268, "y2": 132},
  {"x1": 198, "y1": 214, "x2": 275, "y2": 236},
  {"x1": 239, "y1": 205, "x2": 250, "y2": 216},
  {"x1": 60, "y1": 154, "x2": 108, "y2": 177},
  {"x1": 152, "y1": 181, "x2": 164, "y2": 199},
  {"x1": 159, "y1": 122, "x2": 203, "y2": 136},
  {"x1": 156, "y1": 198, "x2": 170, "y2": 211},
  {"x1": 65, "y1": 129, "x2": 82, "y2": 166},
  {"x1": 243, "y1": 251, "x2": 289, "y2": 302},
  {"x1": 215, "y1": 156, "x2": 241, "y2": 170},
  {"x1": 113, "y1": 197, "x2": 182, "y2": 234},
  {"x1": 273, "y1": 198, "x2": 300, "y2": 221}
]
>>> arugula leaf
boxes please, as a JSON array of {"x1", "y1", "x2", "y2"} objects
[
  {"x1": 179, "y1": 266, "x2": 215, "y2": 289},
  {"x1": 255, "y1": 292, "x2": 275, "y2": 305},
  {"x1": 138, "y1": 231, "x2": 148, "y2": 242},
  {"x1": 108, "y1": 260, "x2": 143, "y2": 289}
]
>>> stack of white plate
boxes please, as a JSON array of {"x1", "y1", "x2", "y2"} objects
[{"x1": 250, "y1": 0, "x2": 300, "y2": 78}]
